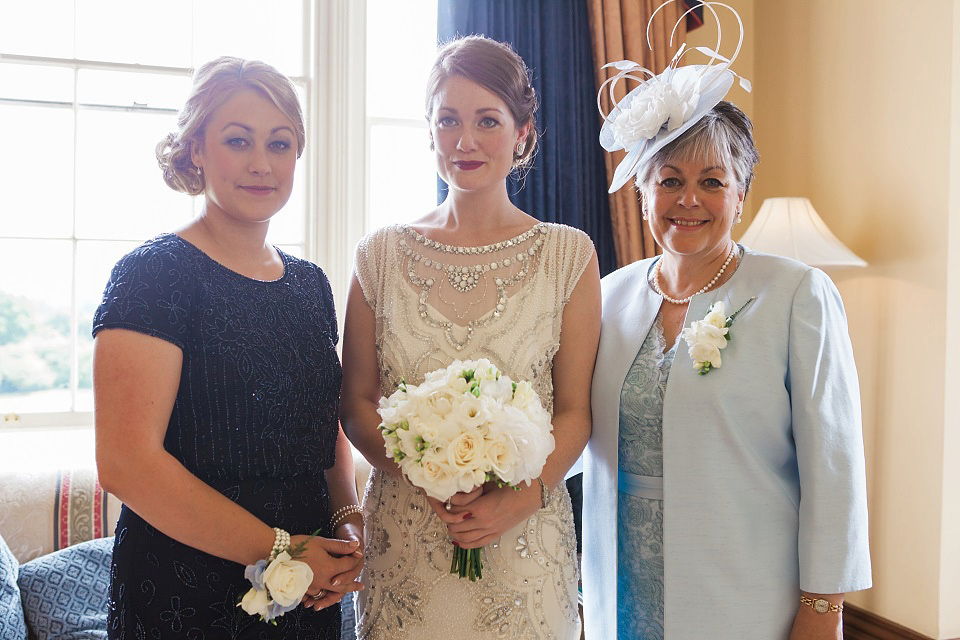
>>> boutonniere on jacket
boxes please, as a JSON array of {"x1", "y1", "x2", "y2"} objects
[{"x1": 681, "y1": 297, "x2": 757, "y2": 375}]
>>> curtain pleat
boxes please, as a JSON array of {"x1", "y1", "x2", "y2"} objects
[{"x1": 586, "y1": 0, "x2": 688, "y2": 266}]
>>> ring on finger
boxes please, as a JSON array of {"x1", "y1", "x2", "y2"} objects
[
  {"x1": 309, "y1": 589, "x2": 326, "y2": 600},
  {"x1": 445, "y1": 501, "x2": 453, "y2": 511}
]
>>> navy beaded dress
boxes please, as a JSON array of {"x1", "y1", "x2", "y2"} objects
[{"x1": 93, "y1": 234, "x2": 343, "y2": 639}]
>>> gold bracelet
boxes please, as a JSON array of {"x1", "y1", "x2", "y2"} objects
[
  {"x1": 330, "y1": 504, "x2": 363, "y2": 531},
  {"x1": 800, "y1": 596, "x2": 843, "y2": 614}
]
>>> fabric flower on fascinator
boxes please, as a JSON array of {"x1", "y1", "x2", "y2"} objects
[{"x1": 598, "y1": 1, "x2": 753, "y2": 192}]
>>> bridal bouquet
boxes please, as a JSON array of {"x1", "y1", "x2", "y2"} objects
[{"x1": 377, "y1": 359, "x2": 554, "y2": 580}]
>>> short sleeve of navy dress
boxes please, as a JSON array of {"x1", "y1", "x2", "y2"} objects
[{"x1": 93, "y1": 233, "x2": 344, "y2": 639}]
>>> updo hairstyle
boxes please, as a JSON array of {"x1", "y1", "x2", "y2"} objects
[
  {"x1": 156, "y1": 56, "x2": 305, "y2": 196},
  {"x1": 425, "y1": 36, "x2": 539, "y2": 169},
  {"x1": 637, "y1": 101, "x2": 760, "y2": 195}
]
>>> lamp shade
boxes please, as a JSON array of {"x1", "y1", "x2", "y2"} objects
[{"x1": 739, "y1": 197, "x2": 867, "y2": 268}]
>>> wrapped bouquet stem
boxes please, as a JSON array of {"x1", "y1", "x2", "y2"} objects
[{"x1": 377, "y1": 359, "x2": 555, "y2": 581}]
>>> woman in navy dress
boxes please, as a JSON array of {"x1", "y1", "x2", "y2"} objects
[{"x1": 93, "y1": 57, "x2": 363, "y2": 639}]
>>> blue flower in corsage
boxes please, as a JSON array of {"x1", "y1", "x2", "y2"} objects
[
  {"x1": 238, "y1": 531, "x2": 320, "y2": 624},
  {"x1": 681, "y1": 297, "x2": 756, "y2": 375}
]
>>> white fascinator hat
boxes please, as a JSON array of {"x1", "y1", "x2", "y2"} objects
[{"x1": 598, "y1": 1, "x2": 752, "y2": 193}]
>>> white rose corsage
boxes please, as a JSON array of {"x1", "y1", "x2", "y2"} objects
[
  {"x1": 238, "y1": 527, "x2": 320, "y2": 624},
  {"x1": 680, "y1": 297, "x2": 756, "y2": 375}
]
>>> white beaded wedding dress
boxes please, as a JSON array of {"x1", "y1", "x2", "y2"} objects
[{"x1": 352, "y1": 222, "x2": 594, "y2": 640}]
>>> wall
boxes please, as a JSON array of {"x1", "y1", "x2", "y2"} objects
[
  {"x1": 744, "y1": 0, "x2": 957, "y2": 637},
  {"x1": 942, "y1": 2, "x2": 960, "y2": 637}
]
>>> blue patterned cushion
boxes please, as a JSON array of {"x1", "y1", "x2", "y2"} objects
[
  {"x1": 0, "y1": 532, "x2": 27, "y2": 640},
  {"x1": 17, "y1": 537, "x2": 112, "y2": 639}
]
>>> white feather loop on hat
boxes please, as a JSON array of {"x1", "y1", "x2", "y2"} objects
[{"x1": 598, "y1": 1, "x2": 752, "y2": 193}]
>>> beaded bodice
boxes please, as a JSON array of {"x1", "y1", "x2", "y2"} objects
[{"x1": 357, "y1": 223, "x2": 593, "y2": 414}]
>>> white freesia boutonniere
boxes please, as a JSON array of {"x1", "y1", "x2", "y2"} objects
[{"x1": 681, "y1": 297, "x2": 756, "y2": 375}]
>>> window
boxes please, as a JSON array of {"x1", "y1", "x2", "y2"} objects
[
  {"x1": 0, "y1": 0, "x2": 310, "y2": 428},
  {"x1": 365, "y1": 0, "x2": 439, "y2": 230}
]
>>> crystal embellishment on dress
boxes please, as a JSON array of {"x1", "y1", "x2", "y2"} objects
[{"x1": 399, "y1": 224, "x2": 550, "y2": 351}]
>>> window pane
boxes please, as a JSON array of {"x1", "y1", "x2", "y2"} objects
[
  {"x1": 0, "y1": 239, "x2": 73, "y2": 414},
  {"x1": 367, "y1": 0, "x2": 438, "y2": 119},
  {"x1": 78, "y1": 70, "x2": 190, "y2": 110},
  {"x1": 0, "y1": 64, "x2": 75, "y2": 103},
  {"x1": 75, "y1": 0, "x2": 192, "y2": 67},
  {"x1": 0, "y1": 105, "x2": 75, "y2": 238},
  {"x1": 193, "y1": 0, "x2": 304, "y2": 76},
  {"x1": 74, "y1": 240, "x2": 139, "y2": 412},
  {"x1": 368, "y1": 124, "x2": 437, "y2": 230},
  {"x1": 75, "y1": 108, "x2": 192, "y2": 240},
  {"x1": 0, "y1": 0, "x2": 74, "y2": 59}
]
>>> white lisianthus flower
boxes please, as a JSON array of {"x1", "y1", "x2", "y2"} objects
[
  {"x1": 455, "y1": 395, "x2": 492, "y2": 429},
  {"x1": 260, "y1": 551, "x2": 314, "y2": 608}
]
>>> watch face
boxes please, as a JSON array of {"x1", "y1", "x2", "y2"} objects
[{"x1": 814, "y1": 599, "x2": 831, "y2": 614}]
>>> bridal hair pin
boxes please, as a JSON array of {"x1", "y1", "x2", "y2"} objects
[{"x1": 598, "y1": 1, "x2": 752, "y2": 193}]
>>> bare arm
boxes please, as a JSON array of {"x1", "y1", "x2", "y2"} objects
[
  {"x1": 94, "y1": 329, "x2": 359, "y2": 591},
  {"x1": 440, "y1": 251, "x2": 602, "y2": 547},
  {"x1": 340, "y1": 273, "x2": 400, "y2": 476}
]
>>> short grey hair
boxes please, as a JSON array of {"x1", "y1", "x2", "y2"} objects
[{"x1": 636, "y1": 101, "x2": 759, "y2": 195}]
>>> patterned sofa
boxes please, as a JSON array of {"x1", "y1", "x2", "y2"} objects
[{"x1": 0, "y1": 466, "x2": 121, "y2": 639}]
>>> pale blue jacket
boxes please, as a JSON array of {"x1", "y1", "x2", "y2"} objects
[{"x1": 582, "y1": 248, "x2": 871, "y2": 639}]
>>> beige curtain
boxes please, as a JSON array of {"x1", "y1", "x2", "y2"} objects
[{"x1": 587, "y1": 0, "x2": 687, "y2": 267}]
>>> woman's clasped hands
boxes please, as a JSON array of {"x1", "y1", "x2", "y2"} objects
[
  {"x1": 427, "y1": 482, "x2": 542, "y2": 549},
  {"x1": 297, "y1": 523, "x2": 365, "y2": 611}
]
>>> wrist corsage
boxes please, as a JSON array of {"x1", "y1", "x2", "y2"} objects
[
  {"x1": 238, "y1": 527, "x2": 320, "y2": 623},
  {"x1": 681, "y1": 297, "x2": 756, "y2": 375}
]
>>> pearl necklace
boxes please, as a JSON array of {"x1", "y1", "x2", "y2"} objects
[{"x1": 652, "y1": 245, "x2": 738, "y2": 305}]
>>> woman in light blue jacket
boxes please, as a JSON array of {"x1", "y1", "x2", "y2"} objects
[{"x1": 582, "y1": 8, "x2": 871, "y2": 637}]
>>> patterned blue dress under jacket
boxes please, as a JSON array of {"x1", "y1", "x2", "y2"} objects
[
  {"x1": 93, "y1": 234, "x2": 343, "y2": 639},
  {"x1": 616, "y1": 316, "x2": 674, "y2": 640}
]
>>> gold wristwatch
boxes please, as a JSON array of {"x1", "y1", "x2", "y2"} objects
[{"x1": 800, "y1": 596, "x2": 843, "y2": 614}]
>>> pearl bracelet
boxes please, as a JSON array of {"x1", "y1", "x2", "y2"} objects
[
  {"x1": 269, "y1": 527, "x2": 290, "y2": 561},
  {"x1": 330, "y1": 504, "x2": 363, "y2": 531}
]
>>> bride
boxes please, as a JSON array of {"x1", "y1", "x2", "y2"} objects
[{"x1": 340, "y1": 35, "x2": 601, "y2": 640}]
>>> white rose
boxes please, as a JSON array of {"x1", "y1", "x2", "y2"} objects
[
  {"x1": 447, "y1": 428, "x2": 485, "y2": 472},
  {"x1": 261, "y1": 551, "x2": 314, "y2": 608},
  {"x1": 239, "y1": 587, "x2": 271, "y2": 619},
  {"x1": 484, "y1": 435, "x2": 518, "y2": 482},
  {"x1": 411, "y1": 453, "x2": 459, "y2": 501}
]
